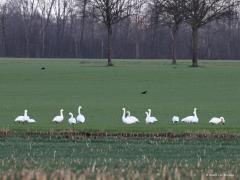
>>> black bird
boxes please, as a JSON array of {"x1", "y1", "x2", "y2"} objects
[
  {"x1": 41, "y1": 67, "x2": 46, "y2": 70},
  {"x1": 141, "y1": 90, "x2": 147, "y2": 94}
]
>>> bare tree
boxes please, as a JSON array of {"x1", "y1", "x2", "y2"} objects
[
  {"x1": 182, "y1": 0, "x2": 239, "y2": 67},
  {"x1": 90, "y1": 0, "x2": 134, "y2": 66},
  {"x1": 156, "y1": 0, "x2": 184, "y2": 64},
  {"x1": 20, "y1": 0, "x2": 40, "y2": 57},
  {"x1": 53, "y1": 0, "x2": 72, "y2": 57},
  {"x1": 80, "y1": 0, "x2": 88, "y2": 55},
  {"x1": 39, "y1": 0, "x2": 55, "y2": 57},
  {"x1": 131, "y1": 0, "x2": 146, "y2": 59},
  {"x1": 1, "y1": 0, "x2": 240, "y2": 60},
  {"x1": 0, "y1": 3, "x2": 8, "y2": 56}
]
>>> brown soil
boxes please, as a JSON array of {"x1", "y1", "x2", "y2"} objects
[{"x1": 0, "y1": 130, "x2": 239, "y2": 140}]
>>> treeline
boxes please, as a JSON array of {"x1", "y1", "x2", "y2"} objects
[{"x1": 0, "y1": 0, "x2": 240, "y2": 63}]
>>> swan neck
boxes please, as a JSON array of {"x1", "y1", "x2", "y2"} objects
[
  {"x1": 194, "y1": 112, "x2": 197, "y2": 118},
  {"x1": 122, "y1": 109, "x2": 126, "y2": 118},
  {"x1": 146, "y1": 112, "x2": 149, "y2": 117}
]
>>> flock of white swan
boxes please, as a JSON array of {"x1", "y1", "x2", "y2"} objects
[
  {"x1": 15, "y1": 106, "x2": 85, "y2": 125},
  {"x1": 14, "y1": 107, "x2": 225, "y2": 125},
  {"x1": 122, "y1": 107, "x2": 225, "y2": 125}
]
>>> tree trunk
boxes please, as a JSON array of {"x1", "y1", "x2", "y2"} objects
[
  {"x1": 107, "y1": 25, "x2": 113, "y2": 66},
  {"x1": 41, "y1": 0, "x2": 55, "y2": 57},
  {"x1": 192, "y1": 26, "x2": 199, "y2": 67},
  {"x1": 41, "y1": 30, "x2": 45, "y2": 57},
  {"x1": 79, "y1": 0, "x2": 88, "y2": 57},
  {"x1": 135, "y1": 41, "x2": 140, "y2": 59},
  {"x1": 25, "y1": 33, "x2": 30, "y2": 57},
  {"x1": 1, "y1": 11, "x2": 8, "y2": 56},
  {"x1": 171, "y1": 28, "x2": 177, "y2": 65},
  {"x1": 74, "y1": 39, "x2": 79, "y2": 57},
  {"x1": 101, "y1": 39, "x2": 104, "y2": 58}
]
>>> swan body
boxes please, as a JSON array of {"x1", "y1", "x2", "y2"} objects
[
  {"x1": 209, "y1": 117, "x2": 225, "y2": 125},
  {"x1": 122, "y1": 108, "x2": 139, "y2": 124},
  {"x1": 76, "y1": 106, "x2": 85, "y2": 123},
  {"x1": 15, "y1": 115, "x2": 25, "y2": 123},
  {"x1": 127, "y1": 110, "x2": 139, "y2": 123},
  {"x1": 68, "y1": 112, "x2": 76, "y2": 125},
  {"x1": 27, "y1": 119, "x2": 36, "y2": 123},
  {"x1": 181, "y1": 108, "x2": 198, "y2": 123},
  {"x1": 145, "y1": 109, "x2": 158, "y2": 124},
  {"x1": 172, "y1": 116, "x2": 180, "y2": 123},
  {"x1": 15, "y1": 110, "x2": 30, "y2": 123},
  {"x1": 52, "y1": 109, "x2": 64, "y2": 123}
]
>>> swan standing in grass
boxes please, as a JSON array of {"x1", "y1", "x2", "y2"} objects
[
  {"x1": 126, "y1": 111, "x2": 139, "y2": 122},
  {"x1": 122, "y1": 108, "x2": 139, "y2": 124},
  {"x1": 191, "y1": 108, "x2": 199, "y2": 123},
  {"x1": 76, "y1": 106, "x2": 85, "y2": 123},
  {"x1": 181, "y1": 108, "x2": 198, "y2": 123},
  {"x1": 15, "y1": 110, "x2": 30, "y2": 123},
  {"x1": 145, "y1": 109, "x2": 158, "y2": 124},
  {"x1": 52, "y1": 109, "x2": 64, "y2": 123},
  {"x1": 68, "y1": 112, "x2": 76, "y2": 125},
  {"x1": 209, "y1": 117, "x2": 225, "y2": 125},
  {"x1": 172, "y1": 116, "x2": 180, "y2": 124},
  {"x1": 127, "y1": 110, "x2": 139, "y2": 123}
]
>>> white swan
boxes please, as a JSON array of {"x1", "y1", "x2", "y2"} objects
[
  {"x1": 76, "y1": 106, "x2": 85, "y2": 123},
  {"x1": 127, "y1": 110, "x2": 139, "y2": 123},
  {"x1": 209, "y1": 117, "x2": 225, "y2": 125},
  {"x1": 181, "y1": 108, "x2": 198, "y2": 123},
  {"x1": 52, "y1": 109, "x2": 64, "y2": 123},
  {"x1": 172, "y1": 116, "x2": 180, "y2": 123},
  {"x1": 24, "y1": 110, "x2": 36, "y2": 123},
  {"x1": 15, "y1": 110, "x2": 30, "y2": 123},
  {"x1": 68, "y1": 112, "x2": 76, "y2": 125},
  {"x1": 145, "y1": 109, "x2": 158, "y2": 124},
  {"x1": 15, "y1": 113, "x2": 25, "y2": 123},
  {"x1": 122, "y1": 108, "x2": 139, "y2": 124},
  {"x1": 191, "y1": 108, "x2": 199, "y2": 123}
]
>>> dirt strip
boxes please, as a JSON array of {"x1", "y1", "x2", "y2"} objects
[{"x1": 0, "y1": 130, "x2": 240, "y2": 140}]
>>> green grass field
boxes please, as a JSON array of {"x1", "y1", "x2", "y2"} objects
[
  {"x1": 0, "y1": 58, "x2": 240, "y2": 134},
  {"x1": 0, "y1": 137, "x2": 239, "y2": 178},
  {"x1": 1, "y1": 59, "x2": 240, "y2": 179}
]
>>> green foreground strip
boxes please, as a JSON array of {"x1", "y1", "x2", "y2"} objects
[
  {"x1": 0, "y1": 137, "x2": 239, "y2": 179},
  {"x1": 0, "y1": 59, "x2": 240, "y2": 134}
]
